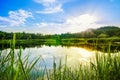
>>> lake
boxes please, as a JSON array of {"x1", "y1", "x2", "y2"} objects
[{"x1": 1, "y1": 45, "x2": 98, "y2": 68}]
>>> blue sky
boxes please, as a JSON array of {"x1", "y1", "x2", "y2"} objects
[{"x1": 0, "y1": 0, "x2": 120, "y2": 34}]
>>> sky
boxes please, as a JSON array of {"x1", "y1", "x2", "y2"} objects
[{"x1": 0, "y1": 0, "x2": 120, "y2": 34}]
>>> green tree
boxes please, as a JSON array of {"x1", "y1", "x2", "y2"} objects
[{"x1": 0, "y1": 32, "x2": 5, "y2": 39}]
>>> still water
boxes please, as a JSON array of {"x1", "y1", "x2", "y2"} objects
[{"x1": 2, "y1": 45, "x2": 98, "y2": 68}]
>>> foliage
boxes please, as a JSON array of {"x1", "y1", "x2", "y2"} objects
[
  {"x1": 0, "y1": 26, "x2": 120, "y2": 80},
  {"x1": 0, "y1": 34, "x2": 42, "y2": 80},
  {"x1": 1, "y1": 46, "x2": 120, "y2": 80},
  {"x1": 0, "y1": 26, "x2": 120, "y2": 40}
]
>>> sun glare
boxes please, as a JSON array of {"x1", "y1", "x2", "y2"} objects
[
  {"x1": 79, "y1": 14, "x2": 98, "y2": 24},
  {"x1": 65, "y1": 14, "x2": 99, "y2": 33},
  {"x1": 66, "y1": 14, "x2": 98, "y2": 25}
]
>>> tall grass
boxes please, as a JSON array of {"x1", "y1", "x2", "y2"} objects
[
  {"x1": 0, "y1": 34, "x2": 42, "y2": 80},
  {"x1": 44, "y1": 51, "x2": 120, "y2": 80},
  {"x1": 45, "y1": 40, "x2": 120, "y2": 80},
  {"x1": 0, "y1": 35, "x2": 120, "y2": 80}
]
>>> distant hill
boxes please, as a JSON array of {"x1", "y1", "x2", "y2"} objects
[
  {"x1": 97, "y1": 26, "x2": 119, "y2": 30},
  {"x1": 93, "y1": 26, "x2": 120, "y2": 38},
  {"x1": 60, "y1": 26, "x2": 120, "y2": 38}
]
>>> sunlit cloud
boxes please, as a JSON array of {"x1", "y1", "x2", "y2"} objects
[
  {"x1": 33, "y1": 14, "x2": 103, "y2": 34},
  {"x1": 34, "y1": 0, "x2": 63, "y2": 14},
  {"x1": 64, "y1": 14, "x2": 102, "y2": 33},
  {"x1": 66, "y1": 14, "x2": 98, "y2": 25},
  {"x1": 0, "y1": 0, "x2": 120, "y2": 33},
  {"x1": 33, "y1": 22, "x2": 62, "y2": 34},
  {"x1": 0, "y1": 25, "x2": 7, "y2": 28},
  {"x1": 36, "y1": 4, "x2": 63, "y2": 14},
  {"x1": 0, "y1": 9, "x2": 33, "y2": 26}
]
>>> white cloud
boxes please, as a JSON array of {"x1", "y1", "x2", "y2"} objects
[
  {"x1": 34, "y1": 0, "x2": 63, "y2": 14},
  {"x1": 34, "y1": 14, "x2": 103, "y2": 34},
  {"x1": 36, "y1": 4, "x2": 63, "y2": 14},
  {"x1": 66, "y1": 14, "x2": 98, "y2": 25},
  {"x1": 33, "y1": 22, "x2": 62, "y2": 34},
  {"x1": 35, "y1": 22, "x2": 49, "y2": 27},
  {"x1": 0, "y1": 25, "x2": 7, "y2": 28},
  {"x1": 0, "y1": 9, "x2": 33, "y2": 26},
  {"x1": 64, "y1": 14, "x2": 101, "y2": 32}
]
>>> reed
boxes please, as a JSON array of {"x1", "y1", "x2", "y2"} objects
[
  {"x1": 0, "y1": 35, "x2": 120, "y2": 80},
  {"x1": 0, "y1": 34, "x2": 42, "y2": 80}
]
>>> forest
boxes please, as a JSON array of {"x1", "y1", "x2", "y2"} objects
[{"x1": 0, "y1": 26, "x2": 120, "y2": 40}]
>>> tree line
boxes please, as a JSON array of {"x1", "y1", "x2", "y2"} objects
[{"x1": 0, "y1": 26, "x2": 120, "y2": 40}]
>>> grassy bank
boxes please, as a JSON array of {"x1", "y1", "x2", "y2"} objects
[
  {"x1": 0, "y1": 37, "x2": 120, "y2": 45},
  {"x1": 0, "y1": 34, "x2": 43, "y2": 80},
  {"x1": 0, "y1": 35, "x2": 120, "y2": 80},
  {"x1": 0, "y1": 38, "x2": 120, "y2": 52}
]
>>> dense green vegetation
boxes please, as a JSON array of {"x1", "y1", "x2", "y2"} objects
[
  {"x1": 0, "y1": 26, "x2": 120, "y2": 40},
  {"x1": 0, "y1": 26, "x2": 120, "y2": 51},
  {"x1": 0, "y1": 34, "x2": 120, "y2": 80},
  {"x1": 0, "y1": 26, "x2": 120, "y2": 80},
  {"x1": 0, "y1": 34, "x2": 42, "y2": 80}
]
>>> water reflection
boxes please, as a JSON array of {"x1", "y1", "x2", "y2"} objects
[
  {"x1": 2, "y1": 44, "x2": 120, "y2": 68},
  {"x1": 1, "y1": 43, "x2": 120, "y2": 53},
  {"x1": 10, "y1": 46, "x2": 96, "y2": 68}
]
